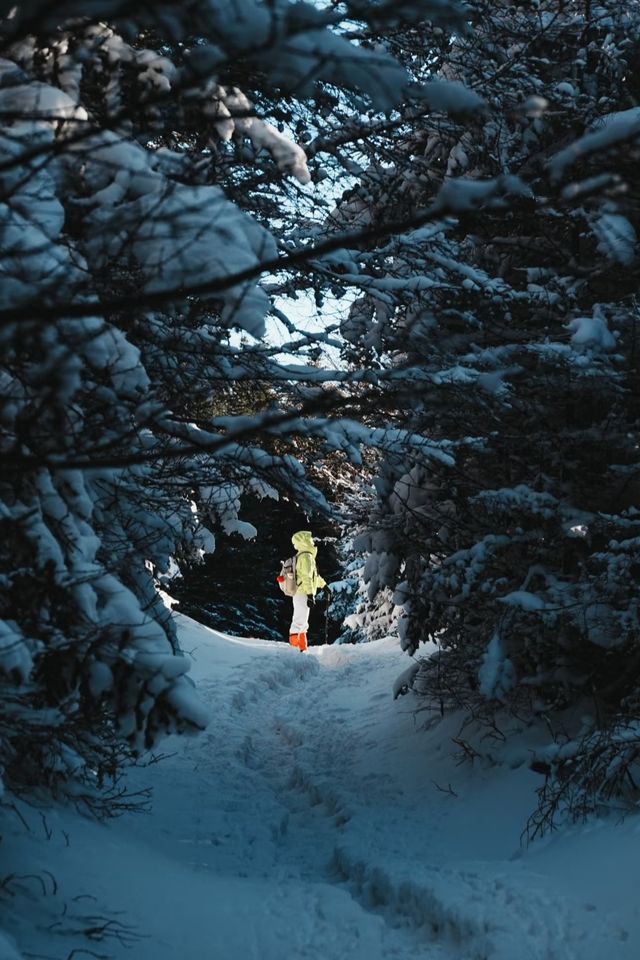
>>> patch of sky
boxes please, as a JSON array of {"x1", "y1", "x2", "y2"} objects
[{"x1": 269, "y1": 289, "x2": 353, "y2": 369}]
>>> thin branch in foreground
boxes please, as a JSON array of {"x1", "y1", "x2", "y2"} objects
[{"x1": 0, "y1": 197, "x2": 456, "y2": 328}]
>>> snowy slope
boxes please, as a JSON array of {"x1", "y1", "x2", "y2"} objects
[{"x1": 1, "y1": 612, "x2": 638, "y2": 960}]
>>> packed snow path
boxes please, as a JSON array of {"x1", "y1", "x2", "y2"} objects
[{"x1": 4, "y1": 613, "x2": 638, "y2": 959}]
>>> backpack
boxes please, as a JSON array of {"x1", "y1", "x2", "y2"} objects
[
  {"x1": 277, "y1": 556, "x2": 298, "y2": 596},
  {"x1": 277, "y1": 551, "x2": 317, "y2": 597}
]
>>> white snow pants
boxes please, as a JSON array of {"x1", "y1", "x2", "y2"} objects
[{"x1": 290, "y1": 593, "x2": 310, "y2": 635}]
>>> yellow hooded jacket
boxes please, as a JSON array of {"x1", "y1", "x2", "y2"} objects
[{"x1": 291, "y1": 530, "x2": 326, "y2": 596}]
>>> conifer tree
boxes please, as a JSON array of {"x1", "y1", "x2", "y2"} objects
[
  {"x1": 336, "y1": 0, "x2": 640, "y2": 824},
  {"x1": 0, "y1": 0, "x2": 470, "y2": 804}
]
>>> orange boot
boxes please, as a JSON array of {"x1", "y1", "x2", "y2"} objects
[
  {"x1": 298, "y1": 632, "x2": 308, "y2": 652},
  {"x1": 288, "y1": 633, "x2": 301, "y2": 650}
]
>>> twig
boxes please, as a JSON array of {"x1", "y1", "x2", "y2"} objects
[
  {"x1": 431, "y1": 780, "x2": 458, "y2": 798},
  {"x1": 67, "y1": 951, "x2": 112, "y2": 960},
  {"x1": 2, "y1": 802, "x2": 32, "y2": 833},
  {"x1": 451, "y1": 736, "x2": 481, "y2": 766},
  {"x1": 1, "y1": 873, "x2": 48, "y2": 897}
]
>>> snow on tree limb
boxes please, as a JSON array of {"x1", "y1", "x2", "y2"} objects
[
  {"x1": 0, "y1": 0, "x2": 476, "y2": 801},
  {"x1": 548, "y1": 107, "x2": 640, "y2": 182}
]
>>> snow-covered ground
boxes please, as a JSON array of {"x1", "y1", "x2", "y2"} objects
[{"x1": 2, "y1": 612, "x2": 639, "y2": 960}]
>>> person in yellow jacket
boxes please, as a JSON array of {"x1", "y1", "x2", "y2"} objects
[{"x1": 289, "y1": 530, "x2": 325, "y2": 652}]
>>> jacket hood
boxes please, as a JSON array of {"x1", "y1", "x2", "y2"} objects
[{"x1": 291, "y1": 530, "x2": 317, "y2": 555}]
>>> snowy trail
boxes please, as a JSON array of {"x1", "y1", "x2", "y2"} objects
[
  {"x1": 4, "y1": 613, "x2": 639, "y2": 960},
  {"x1": 112, "y1": 617, "x2": 634, "y2": 960},
  {"x1": 128, "y1": 627, "x2": 444, "y2": 960}
]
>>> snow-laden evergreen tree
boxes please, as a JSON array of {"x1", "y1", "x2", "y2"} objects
[
  {"x1": 328, "y1": 0, "x2": 640, "y2": 825},
  {"x1": 0, "y1": 0, "x2": 472, "y2": 806}
]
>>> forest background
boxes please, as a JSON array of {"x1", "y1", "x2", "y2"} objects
[{"x1": 1, "y1": 0, "x2": 640, "y2": 863}]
